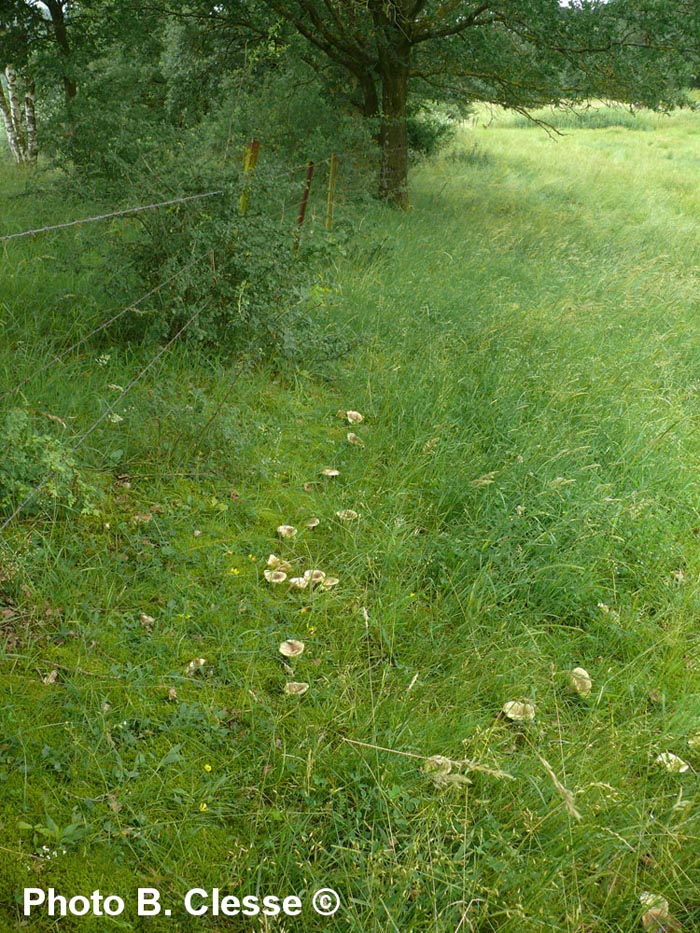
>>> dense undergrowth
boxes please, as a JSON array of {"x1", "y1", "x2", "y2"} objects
[{"x1": 1, "y1": 107, "x2": 700, "y2": 931}]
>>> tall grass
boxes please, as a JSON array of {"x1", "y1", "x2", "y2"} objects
[{"x1": 1, "y1": 104, "x2": 700, "y2": 931}]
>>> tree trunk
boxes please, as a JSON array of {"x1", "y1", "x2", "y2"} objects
[
  {"x1": 5, "y1": 66, "x2": 26, "y2": 155},
  {"x1": 45, "y1": 0, "x2": 77, "y2": 100},
  {"x1": 378, "y1": 53, "x2": 409, "y2": 208},
  {"x1": 0, "y1": 68, "x2": 38, "y2": 167},
  {"x1": 360, "y1": 72, "x2": 380, "y2": 119},
  {"x1": 24, "y1": 79, "x2": 38, "y2": 165},
  {"x1": 0, "y1": 78, "x2": 25, "y2": 165}
]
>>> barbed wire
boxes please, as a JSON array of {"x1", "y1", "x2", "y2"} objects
[
  {"x1": 0, "y1": 148, "x2": 422, "y2": 246},
  {"x1": 0, "y1": 250, "x2": 212, "y2": 402},
  {"x1": 0, "y1": 299, "x2": 210, "y2": 537},
  {"x1": 0, "y1": 191, "x2": 224, "y2": 243},
  {"x1": 0, "y1": 147, "x2": 373, "y2": 531},
  {"x1": 0, "y1": 158, "x2": 339, "y2": 244}
]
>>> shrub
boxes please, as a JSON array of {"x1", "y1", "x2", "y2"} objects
[
  {"x1": 0, "y1": 409, "x2": 96, "y2": 517},
  {"x1": 110, "y1": 156, "x2": 355, "y2": 364},
  {"x1": 407, "y1": 105, "x2": 458, "y2": 159}
]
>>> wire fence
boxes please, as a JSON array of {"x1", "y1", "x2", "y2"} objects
[
  {"x1": 0, "y1": 296, "x2": 211, "y2": 536},
  {"x1": 0, "y1": 155, "x2": 339, "y2": 244},
  {"x1": 0, "y1": 142, "x2": 350, "y2": 536},
  {"x1": 0, "y1": 251, "x2": 211, "y2": 402},
  {"x1": 0, "y1": 191, "x2": 224, "y2": 243}
]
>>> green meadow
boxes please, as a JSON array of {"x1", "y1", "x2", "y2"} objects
[{"x1": 2, "y1": 105, "x2": 700, "y2": 931}]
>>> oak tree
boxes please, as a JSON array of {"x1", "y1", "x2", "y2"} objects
[{"x1": 244, "y1": 0, "x2": 689, "y2": 207}]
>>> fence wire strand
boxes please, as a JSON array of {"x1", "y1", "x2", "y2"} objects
[
  {"x1": 0, "y1": 148, "x2": 349, "y2": 538},
  {"x1": 0, "y1": 250, "x2": 212, "y2": 402},
  {"x1": 0, "y1": 190, "x2": 224, "y2": 243},
  {"x1": 0, "y1": 299, "x2": 209, "y2": 536},
  {"x1": 0, "y1": 157, "x2": 340, "y2": 244}
]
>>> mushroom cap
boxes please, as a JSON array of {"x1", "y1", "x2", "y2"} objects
[
  {"x1": 336, "y1": 509, "x2": 359, "y2": 520},
  {"x1": 655, "y1": 752, "x2": 690, "y2": 773},
  {"x1": 303, "y1": 569, "x2": 326, "y2": 585},
  {"x1": 264, "y1": 569, "x2": 288, "y2": 584},
  {"x1": 502, "y1": 700, "x2": 536, "y2": 722},
  {"x1": 568, "y1": 667, "x2": 592, "y2": 698},
  {"x1": 284, "y1": 681, "x2": 309, "y2": 696},
  {"x1": 423, "y1": 755, "x2": 452, "y2": 775},
  {"x1": 279, "y1": 639, "x2": 305, "y2": 658},
  {"x1": 276, "y1": 525, "x2": 298, "y2": 538}
]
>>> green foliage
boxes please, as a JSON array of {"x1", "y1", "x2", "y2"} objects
[
  {"x1": 32, "y1": 15, "x2": 365, "y2": 363},
  {"x1": 407, "y1": 104, "x2": 457, "y2": 159},
  {"x1": 109, "y1": 160, "x2": 353, "y2": 362},
  {"x1": 42, "y1": 49, "x2": 176, "y2": 195},
  {"x1": 0, "y1": 409, "x2": 96, "y2": 516}
]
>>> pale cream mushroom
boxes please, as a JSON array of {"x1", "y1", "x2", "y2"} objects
[
  {"x1": 423, "y1": 755, "x2": 452, "y2": 776},
  {"x1": 347, "y1": 432, "x2": 365, "y2": 447},
  {"x1": 267, "y1": 554, "x2": 292, "y2": 572},
  {"x1": 336, "y1": 509, "x2": 359, "y2": 520},
  {"x1": 279, "y1": 639, "x2": 305, "y2": 658},
  {"x1": 284, "y1": 682, "x2": 309, "y2": 696},
  {"x1": 303, "y1": 569, "x2": 327, "y2": 586},
  {"x1": 639, "y1": 893, "x2": 680, "y2": 932},
  {"x1": 655, "y1": 752, "x2": 690, "y2": 773},
  {"x1": 277, "y1": 525, "x2": 297, "y2": 538},
  {"x1": 567, "y1": 667, "x2": 592, "y2": 698},
  {"x1": 264, "y1": 569, "x2": 288, "y2": 584},
  {"x1": 502, "y1": 700, "x2": 536, "y2": 722}
]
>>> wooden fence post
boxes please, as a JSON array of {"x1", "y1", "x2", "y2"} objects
[
  {"x1": 239, "y1": 138, "x2": 260, "y2": 215},
  {"x1": 326, "y1": 154, "x2": 339, "y2": 231},
  {"x1": 294, "y1": 160, "x2": 315, "y2": 253}
]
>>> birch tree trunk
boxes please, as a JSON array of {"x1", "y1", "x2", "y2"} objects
[
  {"x1": 5, "y1": 66, "x2": 27, "y2": 155},
  {"x1": 24, "y1": 79, "x2": 38, "y2": 165},
  {"x1": 0, "y1": 67, "x2": 38, "y2": 167},
  {"x1": 0, "y1": 74, "x2": 25, "y2": 165}
]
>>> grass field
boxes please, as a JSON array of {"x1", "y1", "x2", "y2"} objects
[{"x1": 2, "y1": 105, "x2": 700, "y2": 931}]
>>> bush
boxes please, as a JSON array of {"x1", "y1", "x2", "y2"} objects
[
  {"x1": 42, "y1": 29, "x2": 363, "y2": 365},
  {"x1": 407, "y1": 105, "x2": 458, "y2": 159},
  {"x1": 110, "y1": 156, "x2": 354, "y2": 364},
  {"x1": 0, "y1": 409, "x2": 96, "y2": 517}
]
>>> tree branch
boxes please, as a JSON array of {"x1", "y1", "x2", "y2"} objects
[{"x1": 413, "y1": 1, "x2": 492, "y2": 43}]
